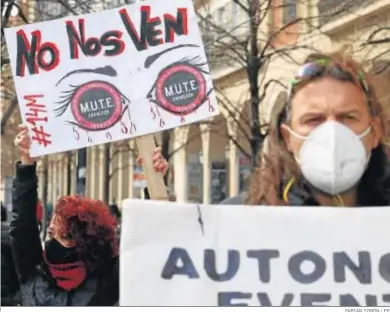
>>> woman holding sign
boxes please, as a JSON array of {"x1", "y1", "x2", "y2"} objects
[
  {"x1": 236, "y1": 52, "x2": 390, "y2": 207},
  {"x1": 11, "y1": 125, "x2": 168, "y2": 306}
]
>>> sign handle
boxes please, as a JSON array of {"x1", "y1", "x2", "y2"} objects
[{"x1": 135, "y1": 134, "x2": 168, "y2": 200}]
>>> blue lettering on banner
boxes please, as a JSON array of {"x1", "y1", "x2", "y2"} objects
[{"x1": 160, "y1": 247, "x2": 390, "y2": 306}]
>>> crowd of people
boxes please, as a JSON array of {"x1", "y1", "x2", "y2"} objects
[{"x1": 1, "y1": 51, "x2": 389, "y2": 306}]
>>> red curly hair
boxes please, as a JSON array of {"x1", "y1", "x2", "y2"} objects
[{"x1": 54, "y1": 195, "x2": 119, "y2": 268}]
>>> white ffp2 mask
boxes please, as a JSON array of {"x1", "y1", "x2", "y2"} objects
[{"x1": 287, "y1": 121, "x2": 371, "y2": 195}]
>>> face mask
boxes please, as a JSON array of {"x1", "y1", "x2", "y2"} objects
[
  {"x1": 287, "y1": 121, "x2": 371, "y2": 195},
  {"x1": 44, "y1": 238, "x2": 78, "y2": 264},
  {"x1": 44, "y1": 238, "x2": 87, "y2": 291}
]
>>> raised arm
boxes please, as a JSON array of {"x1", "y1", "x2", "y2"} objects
[{"x1": 9, "y1": 125, "x2": 43, "y2": 283}]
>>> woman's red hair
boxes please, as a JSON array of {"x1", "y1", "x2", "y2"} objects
[{"x1": 55, "y1": 195, "x2": 119, "y2": 268}]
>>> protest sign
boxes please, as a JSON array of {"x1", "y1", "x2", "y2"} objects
[
  {"x1": 4, "y1": 0, "x2": 219, "y2": 157},
  {"x1": 120, "y1": 200, "x2": 390, "y2": 306}
]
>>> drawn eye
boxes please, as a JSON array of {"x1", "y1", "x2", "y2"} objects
[
  {"x1": 54, "y1": 80, "x2": 130, "y2": 131},
  {"x1": 146, "y1": 56, "x2": 213, "y2": 116}
]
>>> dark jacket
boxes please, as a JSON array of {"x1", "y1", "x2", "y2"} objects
[
  {"x1": 109, "y1": 204, "x2": 121, "y2": 219},
  {"x1": 221, "y1": 173, "x2": 390, "y2": 206},
  {"x1": 10, "y1": 162, "x2": 119, "y2": 306},
  {"x1": 1, "y1": 222, "x2": 21, "y2": 306},
  {"x1": 1, "y1": 202, "x2": 7, "y2": 221},
  {"x1": 219, "y1": 193, "x2": 247, "y2": 205}
]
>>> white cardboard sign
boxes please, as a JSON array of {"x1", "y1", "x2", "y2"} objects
[
  {"x1": 120, "y1": 200, "x2": 390, "y2": 306},
  {"x1": 4, "y1": 0, "x2": 218, "y2": 157}
]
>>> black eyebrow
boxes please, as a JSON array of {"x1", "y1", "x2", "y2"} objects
[
  {"x1": 55, "y1": 66, "x2": 117, "y2": 86},
  {"x1": 144, "y1": 44, "x2": 200, "y2": 69}
]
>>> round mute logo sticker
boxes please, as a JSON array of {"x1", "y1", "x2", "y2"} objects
[
  {"x1": 71, "y1": 81, "x2": 123, "y2": 130},
  {"x1": 156, "y1": 64, "x2": 206, "y2": 115}
]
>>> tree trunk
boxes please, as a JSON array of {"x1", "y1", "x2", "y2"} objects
[
  {"x1": 66, "y1": 152, "x2": 72, "y2": 195},
  {"x1": 103, "y1": 144, "x2": 110, "y2": 204},
  {"x1": 161, "y1": 130, "x2": 171, "y2": 184},
  {"x1": 76, "y1": 148, "x2": 87, "y2": 195},
  {"x1": 247, "y1": 1, "x2": 262, "y2": 169},
  {"x1": 249, "y1": 86, "x2": 261, "y2": 168}
]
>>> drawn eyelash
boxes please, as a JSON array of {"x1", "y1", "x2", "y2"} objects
[
  {"x1": 54, "y1": 82, "x2": 130, "y2": 117},
  {"x1": 147, "y1": 57, "x2": 209, "y2": 100},
  {"x1": 172, "y1": 56, "x2": 209, "y2": 74},
  {"x1": 54, "y1": 84, "x2": 80, "y2": 117}
]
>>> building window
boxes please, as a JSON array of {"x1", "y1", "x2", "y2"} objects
[
  {"x1": 230, "y1": 1, "x2": 238, "y2": 29},
  {"x1": 216, "y1": 7, "x2": 225, "y2": 25},
  {"x1": 283, "y1": 0, "x2": 297, "y2": 25}
]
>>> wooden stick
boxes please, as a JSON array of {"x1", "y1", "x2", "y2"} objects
[{"x1": 135, "y1": 134, "x2": 168, "y2": 200}]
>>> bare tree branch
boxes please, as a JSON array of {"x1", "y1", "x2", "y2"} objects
[
  {"x1": 231, "y1": 0, "x2": 249, "y2": 14},
  {"x1": 0, "y1": 96, "x2": 18, "y2": 135}
]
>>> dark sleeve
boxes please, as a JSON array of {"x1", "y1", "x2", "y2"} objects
[
  {"x1": 109, "y1": 205, "x2": 121, "y2": 219},
  {"x1": 111, "y1": 258, "x2": 119, "y2": 303},
  {"x1": 143, "y1": 187, "x2": 150, "y2": 199},
  {"x1": 114, "y1": 205, "x2": 121, "y2": 219},
  {"x1": 9, "y1": 162, "x2": 43, "y2": 283},
  {"x1": 218, "y1": 193, "x2": 246, "y2": 205}
]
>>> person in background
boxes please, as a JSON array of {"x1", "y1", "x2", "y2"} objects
[
  {"x1": 46, "y1": 201, "x2": 54, "y2": 222},
  {"x1": 36, "y1": 199, "x2": 43, "y2": 233},
  {"x1": 225, "y1": 51, "x2": 390, "y2": 206},
  {"x1": 109, "y1": 199, "x2": 121, "y2": 220},
  {"x1": 11, "y1": 124, "x2": 169, "y2": 306},
  {"x1": 1, "y1": 202, "x2": 7, "y2": 221},
  {"x1": 1, "y1": 202, "x2": 21, "y2": 306}
]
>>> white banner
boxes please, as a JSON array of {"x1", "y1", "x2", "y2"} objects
[
  {"x1": 4, "y1": 0, "x2": 218, "y2": 157},
  {"x1": 120, "y1": 200, "x2": 390, "y2": 306}
]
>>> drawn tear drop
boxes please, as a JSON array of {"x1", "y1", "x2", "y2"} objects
[
  {"x1": 121, "y1": 121, "x2": 128, "y2": 134},
  {"x1": 130, "y1": 122, "x2": 136, "y2": 134},
  {"x1": 208, "y1": 98, "x2": 215, "y2": 112},
  {"x1": 72, "y1": 126, "x2": 80, "y2": 141},
  {"x1": 159, "y1": 118, "x2": 165, "y2": 128},
  {"x1": 150, "y1": 106, "x2": 157, "y2": 119}
]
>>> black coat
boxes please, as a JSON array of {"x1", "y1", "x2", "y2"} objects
[
  {"x1": 1, "y1": 222, "x2": 21, "y2": 306},
  {"x1": 10, "y1": 162, "x2": 119, "y2": 306},
  {"x1": 109, "y1": 204, "x2": 121, "y2": 219},
  {"x1": 221, "y1": 163, "x2": 390, "y2": 206}
]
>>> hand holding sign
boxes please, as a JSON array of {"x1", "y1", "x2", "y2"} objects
[
  {"x1": 137, "y1": 146, "x2": 169, "y2": 176},
  {"x1": 14, "y1": 124, "x2": 35, "y2": 165},
  {"x1": 135, "y1": 135, "x2": 168, "y2": 200},
  {"x1": 136, "y1": 137, "x2": 169, "y2": 200}
]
